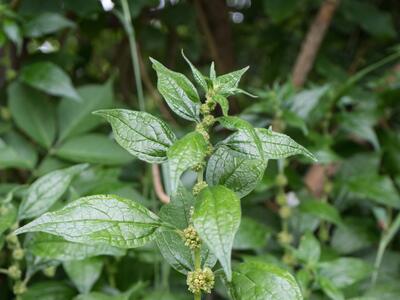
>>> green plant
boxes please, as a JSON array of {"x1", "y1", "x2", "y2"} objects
[{"x1": 12, "y1": 52, "x2": 316, "y2": 299}]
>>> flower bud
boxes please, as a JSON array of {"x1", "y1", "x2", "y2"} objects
[
  {"x1": 43, "y1": 266, "x2": 57, "y2": 278},
  {"x1": 277, "y1": 231, "x2": 293, "y2": 245},
  {"x1": 12, "y1": 249, "x2": 25, "y2": 261},
  {"x1": 275, "y1": 174, "x2": 288, "y2": 187},
  {"x1": 182, "y1": 225, "x2": 201, "y2": 250},
  {"x1": 187, "y1": 267, "x2": 215, "y2": 294},
  {"x1": 8, "y1": 265, "x2": 21, "y2": 280},
  {"x1": 6, "y1": 233, "x2": 18, "y2": 245},
  {"x1": 279, "y1": 206, "x2": 291, "y2": 219},
  {"x1": 192, "y1": 181, "x2": 208, "y2": 196},
  {"x1": 13, "y1": 281, "x2": 27, "y2": 295}
]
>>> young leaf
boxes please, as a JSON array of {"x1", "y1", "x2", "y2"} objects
[
  {"x1": 156, "y1": 186, "x2": 217, "y2": 274},
  {"x1": 63, "y1": 257, "x2": 103, "y2": 294},
  {"x1": 18, "y1": 164, "x2": 88, "y2": 220},
  {"x1": 150, "y1": 57, "x2": 200, "y2": 121},
  {"x1": 317, "y1": 258, "x2": 372, "y2": 288},
  {"x1": 8, "y1": 80, "x2": 56, "y2": 148},
  {"x1": 295, "y1": 232, "x2": 321, "y2": 266},
  {"x1": 228, "y1": 261, "x2": 303, "y2": 300},
  {"x1": 193, "y1": 185, "x2": 241, "y2": 281},
  {"x1": 94, "y1": 109, "x2": 176, "y2": 163},
  {"x1": 214, "y1": 66, "x2": 249, "y2": 97},
  {"x1": 206, "y1": 146, "x2": 266, "y2": 198},
  {"x1": 167, "y1": 131, "x2": 208, "y2": 193},
  {"x1": 181, "y1": 50, "x2": 207, "y2": 92},
  {"x1": 209, "y1": 62, "x2": 216, "y2": 80},
  {"x1": 214, "y1": 94, "x2": 229, "y2": 116},
  {"x1": 26, "y1": 232, "x2": 125, "y2": 261},
  {"x1": 221, "y1": 127, "x2": 316, "y2": 161},
  {"x1": 15, "y1": 194, "x2": 163, "y2": 248},
  {"x1": 55, "y1": 134, "x2": 133, "y2": 165},
  {"x1": 58, "y1": 82, "x2": 114, "y2": 142},
  {"x1": 20, "y1": 62, "x2": 80, "y2": 100}
]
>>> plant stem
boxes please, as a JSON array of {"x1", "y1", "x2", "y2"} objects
[
  {"x1": 194, "y1": 247, "x2": 202, "y2": 300},
  {"x1": 371, "y1": 212, "x2": 400, "y2": 285},
  {"x1": 120, "y1": 0, "x2": 145, "y2": 111}
]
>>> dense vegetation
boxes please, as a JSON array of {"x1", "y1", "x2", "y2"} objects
[{"x1": 1, "y1": 0, "x2": 400, "y2": 299}]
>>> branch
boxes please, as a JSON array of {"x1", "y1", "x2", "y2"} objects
[
  {"x1": 152, "y1": 164, "x2": 170, "y2": 204},
  {"x1": 291, "y1": 0, "x2": 340, "y2": 88}
]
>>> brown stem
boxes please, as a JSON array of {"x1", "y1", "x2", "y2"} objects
[
  {"x1": 193, "y1": 0, "x2": 224, "y2": 71},
  {"x1": 152, "y1": 164, "x2": 170, "y2": 204},
  {"x1": 291, "y1": 0, "x2": 340, "y2": 88}
]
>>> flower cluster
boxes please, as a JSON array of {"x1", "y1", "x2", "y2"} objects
[{"x1": 187, "y1": 267, "x2": 215, "y2": 294}]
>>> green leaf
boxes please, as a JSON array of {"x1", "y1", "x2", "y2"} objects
[
  {"x1": 294, "y1": 232, "x2": 321, "y2": 266},
  {"x1": 214, "y1": 66, "x2": 249, "y2": 97},
  {"x1": 18, "y1": 164, "x2": 88, "y2": 220},
  {"x1": 209, "y1": 62, "x2": 216, "y2": 80},
  {"x1": 317, "y1": 258, "x2": 372, "y2": 288},
  {"x1": 64, "y1": 257, "x2": 103, "y2": 294},
  {"x1": 221, "y1": 127, "x2": 316, "y2": 161},
  {"x1": 206, "y1": 146, "x2": 266, "y2": 198},
  {"x1": 263, "y1": 0, "x2": 298, "y2": 22},
  {"x1": 214, "y1": 94, "x2": 229, "y2": 116},
  {"x1": 193, "y1": 185, "x2": 241, "y2": 280},
  {"x1": 26, "y1": 232, "x2": 125, "y2": 261},
  {"x1": 229, "y1": 261, "x2": 303, "y2": 300},
  {"x1": 217, "y1": 116, "x2": 265, "y2": 160},
  {"x1": 342, "y1": 0, "x2": 396, "y2": 39},
  {"x1": 0, "y1": 131, "x2": 38, "y2": 170},
  {"x1": 156, "y1": 186, "x2": 216, "y2": 274},
  {"x1": 55, "y1": 134, "x2": 133, "y2": 165},
  {"x1": 3, "y1": 19, "x2": 22, "y2": 52},
  {"x1": 58, "y1": 82, "x2": 114, "y2": 142},
  {"x1": 299, "y1": 200, "x2": 343, "y2": 226},
  {"x1": 331, "y1": 218, "x2": 377, "y2": 255},
  {"x1": 21, "y1": 281, "x2": 76, "y2": 300},
  {"x1": 0, "y1": 203, "x2": 17, "y2": 236},
  {"x1": 23, "y1": 12, "x2": 75, "y2": 38},
  {"x1": 344, "y1": 174, "x2": 400, "y2": 208},
  {"x1": 150, "y1": 57, "x2": 200, "y2": 121},
  {"x1": 20, "y1": 62, "x2": 80, "y2": 100},
  {"x1": 167, "y1": 131, "x2": 208, "y2": 193},
  {"x1": 16, "y1": 195, "x2": 162, "y2": 248},
  {"x1": 233, "y1": 216, "x2": 269, "y2": 250},
  {"x1": 318, "y1": 276, "x2": 344, "y2": 300},
  {"x1": 94, "y1": 109, "x2": 176, "y2": 163},
  {"x1": 181, "y1": 50, "x2": 207, "y2": 92},
  {"x1": 8, "y1": 82, "x2": 56, "y2": 148}
]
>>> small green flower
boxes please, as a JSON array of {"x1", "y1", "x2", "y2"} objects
[
  {"x1": 187, "y1": 267, "x2": 215, "y2": 294},
  {"x1": 13, "y1": 281, "x2": 27, "y2": 295},
  {"x1": 43, "y1": 266, "x2": 57, "y2": 278},
  {"x1": 182, "y1": 225, "x2": 201, "y2": 250},
  {"x1": 192, "y1": 181, "x2": 208, "y2": 196},
  {"x1": 8, "y1": 265, "x2": 21, "y2": 280},
  {"x1": 275, "y1": 174, "x2": 288, "y2": 187},
  {"x1": 12, "y1": 249, "x2": 25, "y2": 261}
]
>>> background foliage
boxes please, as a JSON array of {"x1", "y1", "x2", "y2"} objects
[{"x1": 1, "y1": 0, "x2": 400, "y2": 299}]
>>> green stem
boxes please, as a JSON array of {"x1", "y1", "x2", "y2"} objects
[
  {"x1": 194, "y1": 247, "x2": 202, "y2": 300},
  {"x1": 120, "y1": 0, "x2": 145, "y2": 111},
  {"x1": 371, "y1": 213, "x2": 400, "y2": 285}
]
